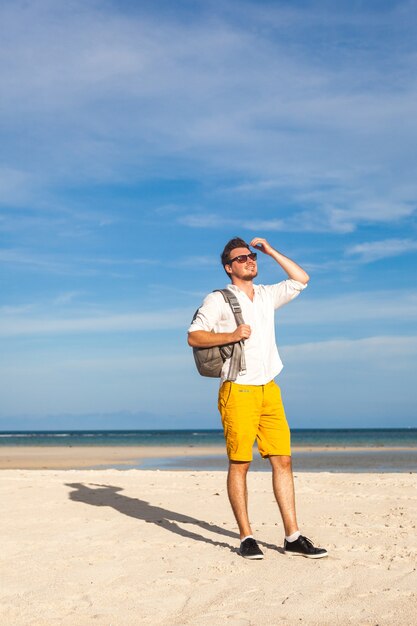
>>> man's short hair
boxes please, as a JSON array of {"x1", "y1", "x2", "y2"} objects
[{"x1": 221, "y1": 237, "x2": 251, "y2": 275}]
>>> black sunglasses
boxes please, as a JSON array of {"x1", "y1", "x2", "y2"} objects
[{"x1": 228, "y1": 252, "x2": 257, "y2": 265}]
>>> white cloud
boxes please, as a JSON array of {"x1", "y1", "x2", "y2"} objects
[
  {"x1": 0, "y1": 304, "x2": 35, "y2": 315},
  {"x1": 178, "y1": 212, "x2": 347, "y2": 234},
  {"x1": 0, "y1": 248, "x2": 161, "y2": 275},
  {"x1": 174, "y1": 255, "x2": 217, "y2": 268},
  {"x1": 178, "y1": 214, "x2": 232, "y2": 229},
  {"x1": 88, "y1": 257, "x2": 159, "y2": 267},
  {"x1": 282, "y1": 335, "x2": 417, "y2": 362},
  {"x1": 0, "y1": 249, "x2": 67, "y2": 273},
  {"x1": 279, "y1": 290, "x2": 417, "y2": 325},
  {"x1": 0, "y1": 309, "x2": 189, "y2": 336},
  {"x1": 2, "y1": 288, "x2": 416, "y2": 338},
  {"x1": 242, "y1": 218, "x2": 287, "y2": 232},
  {"x1": 0, "y1": 167, "x2": 39, "y2": 207},
  {"x1": 346, "y1": 238, "x2": 417, "y2": 263},
  {"x1": 0, "y1": 1, "x2": 416, "y2": 231},
  {"x1": 53, "y1": 291, "x2": 83, "y2": 305}
]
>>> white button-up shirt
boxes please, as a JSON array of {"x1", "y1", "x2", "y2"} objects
[{"x1": 188, "y1": 279, "x2": 307, "y2": 385}]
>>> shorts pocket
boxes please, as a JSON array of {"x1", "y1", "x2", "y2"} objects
[{"x1": 218, "y1": 381, "x2": 233, "y2": 409}]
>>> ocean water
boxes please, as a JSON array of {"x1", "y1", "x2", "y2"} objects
[
  {"x1": 0, "y1": 428, "x2": 416, "y2": 448},
  {"x1": 1, "y1": 429, "x2": 416, "y2": 471}
]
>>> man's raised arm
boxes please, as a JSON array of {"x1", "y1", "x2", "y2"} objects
[{"x1": 250, "y1": 237, "x2": 310, "y2": 284}]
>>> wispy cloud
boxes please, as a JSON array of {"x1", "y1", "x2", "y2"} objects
[
  {"x1": 0, "y1": 248, "x2": 71, "y2": 273},
  {"x1": 345, "y1": 238, "x2": 417, "y2": 263},
  {"x1": 282, "y1": 335, "x2": 417, "y2": 369},
  {"x1": 0, "y1": 304, "x2": 35, "y2": 315},
  {"x1": 0, "y1": 309, "x2": 189, "y2": 337},
  {"x1": 174, "y1": 255, "x2": 217, "y2": 268},
  {"x1": 279, "y1": 290, "x2": 417, "y2": 325},
  {"x1": 0, "y1": 245, "x2": 216, "y2": 282},
  {"x1": 179, "y1": 212, "x2": 346, "y2": 234},
  {"x1": 178, "y1": 214, "x2": 231, "y2": 229},
  {"x1": 285, "y1": 334, "x2": 417, "y2": 353},
  {"x1": 179, "y1": 213, "x2": 291, "y2": 232},
  {"x1": 88, "y1": 257, "x2": 159, "y2": 267},
  {"x1": 53, "y1": 291, "x2": 83, "y2": 305},
  {"x1": 1, "y1": 1, "x2": 416, "y2": 231},
  {"x1": 0, "y1": 167, "x2": 40, "y2": 207},
  {"x1": 2, "y1": 288, "x2": 416, "y2": 337},
  {"x1": 0, "y1": 248, "x2": 160, "y2": 275}
]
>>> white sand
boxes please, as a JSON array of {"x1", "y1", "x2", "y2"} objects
[{"x1": 1, "y1": 470, "x2": 416, "y2": 625}]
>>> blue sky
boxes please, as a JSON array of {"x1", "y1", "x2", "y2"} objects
[{"x1": 1, "y1": 0, "x2": 416, "y2": 430}]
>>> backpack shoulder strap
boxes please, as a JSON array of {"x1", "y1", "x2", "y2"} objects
[
  {"x1": 212, "y1": 289, "x2": 246, "y2": 380},
  {"x1": 213, "y1": 289, "x2": 245, "y2": 326}
]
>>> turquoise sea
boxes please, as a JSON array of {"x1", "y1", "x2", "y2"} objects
[
  {"x1": 1, "y1": 429, "x2": 416, "y2": 472},
  {"x1": 1, "y1": 428, "x2": 417, "y2": 448}
]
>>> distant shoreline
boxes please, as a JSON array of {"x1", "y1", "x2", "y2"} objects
[{"x1": 1, "y1": 427, "x2": 416, "y2": 450}]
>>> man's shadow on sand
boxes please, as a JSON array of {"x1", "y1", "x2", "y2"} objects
[{"x1": 65, "y1": 483, "x2": 278, "y2": 554}]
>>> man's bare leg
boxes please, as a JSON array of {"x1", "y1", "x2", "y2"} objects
[
  {"x1": 227, "y1": 460, "x2": 252, "y2": 539},
  {"x1": 269, "y1": 455, "x2": 299, "y2": 536}
]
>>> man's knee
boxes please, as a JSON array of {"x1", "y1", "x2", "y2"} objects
[
  {"x1": 269, "y1": 454, "x2": 292, "y2": 471},
  {"x1": 229, "y1": 460, "x2": 251, "y2": 474}
]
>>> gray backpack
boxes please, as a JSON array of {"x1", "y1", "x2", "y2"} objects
[{"x1": 191, "y1": 289, "x2": 246, "y2": 380}]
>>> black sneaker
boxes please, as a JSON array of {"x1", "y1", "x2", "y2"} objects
[
  {"x1": 284, "y1": 535, "x2": 328, "y2": 559},
  {"x1": 239, "y1": 538, "x2": 264, "y2": 560}
]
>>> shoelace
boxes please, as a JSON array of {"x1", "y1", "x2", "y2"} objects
[
  {"x1": 298, "y1": 535, "x2": 323, "y2": 552},
  {"x1": 299, "y1": 535, "x2": 314, "y2": 547}
]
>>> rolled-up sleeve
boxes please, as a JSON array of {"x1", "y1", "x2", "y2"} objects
[
  {"x1": 268, "y1": 279, "x2": 307, "y2": 310},
  {"x1": 188, "y1": 292, "x2": 223, "y2": 333}
]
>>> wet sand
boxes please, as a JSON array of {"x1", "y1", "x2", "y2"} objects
[
  {"x1": 0, "y1": 444, "x2": 416, "y2": 470},
  {"x1": 0, "y1": 445, "x2": 227, "y2": 469}
]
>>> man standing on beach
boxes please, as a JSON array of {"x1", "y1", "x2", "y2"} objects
[{"x1": 188, "y1": 237, "x2": 328, "y2": 560}]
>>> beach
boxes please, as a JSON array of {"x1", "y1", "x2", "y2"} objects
[
  {"x1": 1, "y1": 444, "x2": 417, "y2": 472},
  {"x1": 1, "y1": 453, "x2": 416, "y2": 625},
  {"x1": 0, "y1": 445, "x2": 227, "y2": 470}
]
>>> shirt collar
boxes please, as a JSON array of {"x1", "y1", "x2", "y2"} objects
[{"x1": 227, "y1": 283, "x2": 259, "y2": 297}]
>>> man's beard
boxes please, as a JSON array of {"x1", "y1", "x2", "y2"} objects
[{"x1": 242, "y1": 269, "x2": 257, "y2": 280}]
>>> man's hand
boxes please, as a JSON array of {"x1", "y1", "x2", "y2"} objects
[
  {"x1": 250, "y1": 237, "x2": 275, "y2": 256},
  {"x1": 249, "y1": 236, "x2": 310, "y2": 284},
  {"x1": 231, "y1": 324, "x2": 251, "y2": 342},
  {"x1": 188, "y1": 325, "x2": 252, "y2": 348}
]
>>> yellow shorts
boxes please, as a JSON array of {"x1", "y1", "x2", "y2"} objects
[{"x1": 218, "y1": 380, "x2": 291, "y2": 461}]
